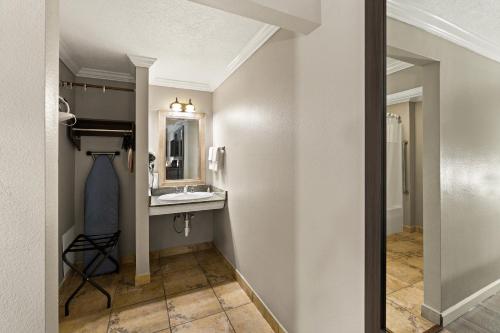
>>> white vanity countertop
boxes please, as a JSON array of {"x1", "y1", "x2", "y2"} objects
[
  {"x1": 149, "y1": 191, "x2": 226, "y2": 207},
  {"x1": 148, "y1": 186, "x2": 227, "y2": 216}
]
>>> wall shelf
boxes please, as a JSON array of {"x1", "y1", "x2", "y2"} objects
[{"x1": 68, "y1": 118, "x2": 135, "y2": 150}]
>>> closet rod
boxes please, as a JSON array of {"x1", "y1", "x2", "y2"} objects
[
  {"x1": 60, "y1": 80, "x2": 134, "y2": 92},
  {"x1": 72, "y1": 128, "x2": 133, "y2": 133}
]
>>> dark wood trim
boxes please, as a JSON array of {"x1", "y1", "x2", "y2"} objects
[{"x1": 365, "y1": 0, "x2": 386, "y2": 332}]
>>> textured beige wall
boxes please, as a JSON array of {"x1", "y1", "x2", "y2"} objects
[
  {"x1": 59, "y1": 61, "x2": 76, "y2": 283},
  {"x1": 213, "y1": 29, "x2": 296, "y2": 330},
  {"x1": 387, "y1": 66, "x2": 422, "y2": 95},
  {"x1": 414, "y1": 102, "x2": 423, "y2": 228},
  {"x1": 389, "y1": 17, "x2": 500, "y2": 310},
  {"x1": 0, "y1": 0, "x2": 58, "y2": 331},
  {"x1": 294, "y1": 0, "x2": 364, "y2": 330},
  {"x1": 212, "y1": 0, "x2": 364, "y2": 331},
  {"x1": 148, "y1": 85, "x2": 214, "y2": 250},
  {"x1": 135, "y1": 66, "x2": 150, "y2": 277}
]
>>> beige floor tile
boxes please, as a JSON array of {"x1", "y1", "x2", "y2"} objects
[
  {"x1": 202, "y1": 262, "x2": 235, "y2": 286},
  {"x1": 413, "y1": 281, "x2": 424, "y2": 290},
  {"x1": 60, "y1": 274, "x2": 120, "y2": 318},
  {"x1": 113, "y1": 276, "x2": 165, "y2": 309},
  {"x1": 167, "y1": 287, "x2": 223, "y2": 327},
  {"x1": 386, "y1": 300, "x2": 434, "y2": 333},
  {"x1": 161, "y1": 253, "x2": 199, "y2": 273},
  {"x1": 164, "y1": 267, "x2": 209, "y2": 296},
  {"x1": 60, "y1": 274, "x2": 119, "y2": 307},
  {"x1": 194, "y1": 249, "x2": 224, "y2": 266},
  {"x1": 226, "y1": 303, "x2": 274, "y2": 333},
  {"x1": 387, "y1": 274, "x2": 410, "y2": 295},
  {"x1": 387, "y1": 258, "x2": 423, "y2": 285},
  {"x1": 213, "y1": 281, "x2": 251, "y2": 311},
  {"x1": 108, "y1": 298, "x2": 170, "y2": 333},
  {"x1": 401, "y1": 255, "x2": 424, "y2": 270},
  {"x1": 171, "y1": 312, "x2": 234, "y2": 333},
  {"x1": 59, "y1": 309, "x2": 111, "y2": 333},
  {"x1": 388, "y1": 286, "x2": 424, "y2": 317},
  {"x1": 387, "y1": 240, "x2": 422, "y2": 257}
]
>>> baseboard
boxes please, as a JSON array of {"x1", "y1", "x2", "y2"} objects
[
  {"x1": 135, "y1": 273, "x2": 150, "y2": 286},
  {"x1": 441, "y1": 277, "x2": 500, "y2": 326},
  {"x1": 214, "y1": 248, "x2": 287, "y2": 333},
  {"x1": 120, "y1": 241, "x2": 214, "y2": 265},
  {"x1": 421, "y1": 303, "x2": 441, "y2": 325},
  {"x1": 403, "y1": 225, "x2": 423, "y2": 233}
]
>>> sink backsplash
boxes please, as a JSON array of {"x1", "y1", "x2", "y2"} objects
[{"x1": 151, "y1": 184, "x2": 223, "y2": 196}]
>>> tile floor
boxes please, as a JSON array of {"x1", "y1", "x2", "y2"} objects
[
  {"x1": 386, "y1": 230, "x2": 436, "y2": 333},
  {"x1": 442, "y1": 291, "x2": 500, "y2": 333},
  {"x1": 59, "y1": 248, "x2": 274, "y2": 333}
]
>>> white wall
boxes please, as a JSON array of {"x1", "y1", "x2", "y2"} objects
[
  {"x1": 0, "y1": 0, "x2": 58, "y2": 331},
  {"x1": 212, "y1": 0, "x2": 364, "y2": 331},
  {"x1": 389, "y1": 17, "x2": 500, "y2": 311}
]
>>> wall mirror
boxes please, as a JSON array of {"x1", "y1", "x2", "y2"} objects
[{"x1": 158, "y1": 110, "x2": 206, "y2": 187}]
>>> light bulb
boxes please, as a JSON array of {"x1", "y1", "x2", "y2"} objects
[
  {"x1": 185, "y1": 99, "x2": 195, "y2": 113},
  {"x1": 170, "y1": 97, "x2": 182, "y2": 112}
]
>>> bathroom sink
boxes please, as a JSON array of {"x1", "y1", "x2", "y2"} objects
[{"x1": 158, "y1": 192, "x2": 215, "y2": 201}]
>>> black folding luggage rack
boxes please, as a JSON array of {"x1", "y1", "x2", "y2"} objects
[{"x1": 62, "y1": 231, "x2": 121, "y2": 316}]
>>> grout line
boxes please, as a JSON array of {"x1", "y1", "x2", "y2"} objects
[{"x1": 161, "y1": 270, "x2": 173, "y2": 331}]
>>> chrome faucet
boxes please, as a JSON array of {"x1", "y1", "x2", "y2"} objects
[{"x1": 184, "y1": 185, "x2": 189, "y2": 193}]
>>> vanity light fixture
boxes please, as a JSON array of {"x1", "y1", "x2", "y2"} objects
[
  {"x1": 170, "y1": 97, "x2": 196, "y2": 112},
  {"x1": 185, "y1": 99, "x2": 195, "y2": 113},
  {"x1": 170, "y1": 97, "x2": 183, "y2": 112}
]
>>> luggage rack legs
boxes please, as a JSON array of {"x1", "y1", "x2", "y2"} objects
[{"x1": 62, "y1": 231, "x2": 120, "y2": 316}]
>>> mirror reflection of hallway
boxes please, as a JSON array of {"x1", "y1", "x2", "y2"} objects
[
  {"x1": 385, "y1": 60, "x2": 429, "y2": 332},
  {"x1": 385, "y1": 1, "x2": 500, "y2": 332}
]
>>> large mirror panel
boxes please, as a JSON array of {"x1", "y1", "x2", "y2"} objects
[{"x1": 158, "y1": 111, "x2": 206, "y2": 187}]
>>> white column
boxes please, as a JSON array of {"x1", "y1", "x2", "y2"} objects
[{"x1": 128, "y1": 55, "x2": 157, "y2": 286}]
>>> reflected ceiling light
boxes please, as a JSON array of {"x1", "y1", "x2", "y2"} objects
[
  {"x1": 170, "y1": 97, "x2": 196, "y2": 112},
  {"x1": 170, "y1": 97, "x2": 183, "y2": 112}
]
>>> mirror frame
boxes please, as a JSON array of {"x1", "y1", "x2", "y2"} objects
[{"x1": 157, "y1": 110, "x2": 206, "y2": 188}]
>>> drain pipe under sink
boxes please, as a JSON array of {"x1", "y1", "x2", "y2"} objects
[
  {"x1": 184, "y1": 213, "x2": 192, "y2": 237},
  {"x1": 173, "y1": 213, "x2": 194, "y2": 237}
]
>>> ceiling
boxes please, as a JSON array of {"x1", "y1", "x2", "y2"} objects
[
  {"x1": 60, "y1": 0, "x2": 277, "y2": 91},
  {"x1": 407, "y1": 0, "x2": 500, "y2": 46},
  {"x1": 388, "y1": 0, "x2": 500, "y2": 63},
  {"x1": 387, "y1": 57, "x2": 413, "y2": 75}
]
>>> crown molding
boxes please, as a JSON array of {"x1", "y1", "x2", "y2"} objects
[
  {"x1": 150, "y1": 77, "x2": 211, "y2": 92},
  {"x1": 76, "y1": 68, "x2": 135, "y2": 83},
  {"x1": 60, "y1": 24, "x2": 279, "y2": 92},
  {"x1": 387, "y1": 59, "x2": 413, "y2": 75},
  {"x1": 388, "y1": 0, "x2": 500, "y2": 64},
  {"x1": 387, "y1": 86, "x2": 422, "y2": 106},
  {"x1": 210, "y1": 24, "x2": 280, "y2": 91},
  {"x1": 127, "y1": 55, "x2": 157, "y2": 68},
  {"x1": 59, "y1": 40, "x2": 80, "y2": 74}
]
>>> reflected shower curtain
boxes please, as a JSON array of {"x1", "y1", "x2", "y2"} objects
[{"x1": 386, "y1": 115, "x2": 403, "y2": 212}]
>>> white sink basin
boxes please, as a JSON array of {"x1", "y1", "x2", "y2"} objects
[{"x1": 158, "y1": 192, "x2": 215, "y2": 202}]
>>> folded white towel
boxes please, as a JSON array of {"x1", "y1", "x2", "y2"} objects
[
  {"x1": 208, "y1": 147, "x2": 220, "y2": 172},
  {"x1": 208, "y1": 147, "x2": 215, "y2": 162}
]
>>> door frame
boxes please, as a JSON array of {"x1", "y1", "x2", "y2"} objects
[{"x1": 365, "y1": 0, "x2": 386, "y2": 332}]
